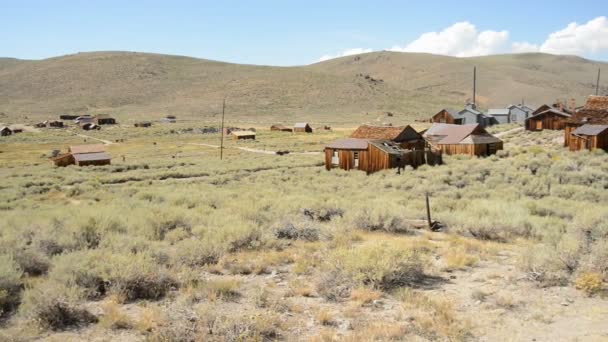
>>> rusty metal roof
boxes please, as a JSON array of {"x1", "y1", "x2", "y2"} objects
[
  {"x1": 69, "y1": 144, "x2": 106, "y2": 154},
  {"x1": 424, "y1": 123, "x2": 501, "y2": 145},
  {"x1": 350, "y1": 124, "x2": 419, "y2": 141},
  {"x1": 73, "y1": 152, "x2": 111, "y2": 162},
  {"x1": 572, "y1": 124, "x2": 608, "y2": 136},
  {"x1": 325, "y1": 138, "x2": 368, "y2": 150}
]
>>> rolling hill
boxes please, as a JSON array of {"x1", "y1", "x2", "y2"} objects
[{"x1": 0, "y1": 51, "x2": 606, "y2": 125}]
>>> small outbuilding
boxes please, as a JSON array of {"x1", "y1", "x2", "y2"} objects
[
  {"x1": 95, "y1": 114, "x2": 116, "y2": 125},
  {"x1": 564, "y1": 96, "x2": 608, "y2": 149},
  {"x1": 429, "y1": 109, "x2": 462, "y2": 124},
  {"x1": 59, "y1": 114, "x2": 79, "y2": 120},
  {"x1": 81, "y1": 123, "x2": 101, "y2": 130},
  {"x1": 294, "y1": 123, "x2": 313, "y2": 133},
  {"x1": 350, "y1": 124, "x2": 426, "y2": 150},
  {"x1": 52, "y1": 144, "x2": 111, "y2": 167},
  {"x1": 423, "y1": 123, "x2": 502, "y2": 156},
  {"x1": 270, "y1": 124, "x2": 293, "y2": 132},
  {"x1": 0, "y1": 126, "x2": 13, "y2": 136},
  {"x1": 134, "y1": 121, "x2": 152, "y2": 128},
  {"x1": 232, "y1": 130, "x2": 256, "y2": 140},
  {"x1": 162, "y1": 115, "x2": 177, "y2": 123},
  {"x1": 567, "y1": 124, "x2": 608, "y2": 151},
  {"x1": 49, "y1": 120, "x2": 64, "y2": 128}
]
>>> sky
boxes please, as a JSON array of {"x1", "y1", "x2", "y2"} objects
[{"x1": 1, "y1": 0, "x2": 608, "y2": 65}]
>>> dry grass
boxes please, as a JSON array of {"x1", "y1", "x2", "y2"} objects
[{"x1": 350, "y1": 287, "x2": 382, "y2": 305}]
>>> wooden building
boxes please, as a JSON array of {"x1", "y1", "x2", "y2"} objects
[
  {"x1": 49, "y1": 120, "x2": 64, "y2": 128},
  {"x1": 232, "y1": 130, "x2": 256, "y2": 140},
  {"x1": 423, "y1": 123, "x2": 502, "y2": 156},
  {"x1": 429, "y1": 109, "x2": 461, "y2": 124},
  {"x1": 324, "y1": 138, "x2": 427, "y2": 174},
  {"x1": 525, "y1": 108, "x2": 570, "y2": 131},
  {"x1": 270, "y1": 124, "x2": 293, "y2": 132},
  {"x1": 567, "y1": 125, "x2": 608, "y2": 151},
  {"x1": 59, "y1": 114, "x2": 79, "y2": 120},
  {"x1": 294, "y1": 123, "x2": 312, "y2": 133},
  {"x1": 350, "y1": 124, "x2": 425, "y2": 150},
  {"x1": 95, "y1": 114, "x2": 116, "y2": 125},
  {"x1": 564, "y1": 96, "x2": 608, "y2": 149},
  {"x1": 134, "y1": 121, "x2": 152, "y2": 127},
  {"x1": 52, "y1": 144, "x2": 111, "y2": 167},
  {"x1": 0, "y1": 126, "x2": 12, "y2": 136},
  {"x1": 81, "y1": 122, "x2": 100, "y2": 130}
]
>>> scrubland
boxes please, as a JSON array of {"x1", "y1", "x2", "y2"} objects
[{"x1": 0, "y1": 123, "x2": 607, "y2": 341}]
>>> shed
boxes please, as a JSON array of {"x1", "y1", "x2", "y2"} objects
[
  {"x1": 81, "y1": 123, "x2": 101, "y2": 130},
  {"x1": 59, "y1": 114, "x2": 79, "y2": 120},
  {"x1": 49, "y1": 120, "x2": 64, "y2": 128},
  {"x1": 134, "y1": 121, "x2": 152, "y2": 127},
  {"x1": 429, "y1": 109, "x2": 462, "y2": 124},
  {"x1": 35, "y1": 121, "x2": 47, "y2": 128},
  {"x1": 53, "y1": 144, "x2": 111, "y2": 167},
  {"x1": 294, "y1": 123, "x2": 312, "y2": 133},
  {"x1": 507, "y1": 104, "x2": 535, "y2": 123},
  {"x1": 324, "y1": 138, "x2": 428, "y2": 174},
  {"x1": 567, "y1": 125, "x2": 608, "y2": 151},
  {"x1": 95, "y1": 114, "x2": 116, "y2": 125},
  {"x1": 72, "y1": 152, "x2": 112, "y2": 166},
  {"x1": 232, "y1": 130, "x2": 256, "y2": 140},
  {"x1": 0, "y1": 126, "x2": 12, "y2": 136},
  {"x1": 423, "y1": 123, "x2": 502, "y2": 156},
  {"x1": 525, "y1": 108, "x2": 570, "y2": 131},
  {"x1": 270, "y1": 124, "x2": 293, "y2": 132},
  {"x1": 350, "y1": 124, "x2": 425, "y2": 150},
  {"x1": 75, "y1": 116, "x2": 94, "y2": 124}
]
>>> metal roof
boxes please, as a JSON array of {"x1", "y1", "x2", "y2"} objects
[
  {"x1": 572, "y1": 124, "x2": 608, "y2": 136},
  {"x1": 69, "y1": 144, "x2": 106, "y2": 154},
  {"x1": 369, "y1": 140, "x2": 407, "y2": 154},
  {"x1": 525, "y1": 108, "x2": 571, "y2": 121},
  {"x1": 73, "y1": 152, "x2": 111, "y2": 162},
  {"x1": 231, "y1": 130, "x2": 256, "y2": 136},
  {"x1": 325, "y1": 138, "x2": 368, "y2": 150},
  {"x1": 488, "y1": 109, "x2": 510, "y2": 115},
  {"x1": 424, "y1": 123, "x2": 501, "y2": 145},
  {"x1": 294, "y1": 123, "x2": 310, "y2": 128}
]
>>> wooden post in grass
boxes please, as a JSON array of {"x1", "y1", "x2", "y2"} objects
[
  {"x1": 220, "y1": 98, "x2": 226, "y2": 160},
  {"x1": 425, "y1": 192, "x2": 432, "y2": 229},
  {"x1": 596, "y1": 68, "x2": 601, "y2": 96}
]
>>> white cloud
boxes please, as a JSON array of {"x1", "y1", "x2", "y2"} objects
[
  {"x1": 318, "y1": 48, "x2": 373, "y2": 62},
  {"x1": 539, "y1": 16, "x2": 608, "y2": 56},
  {"x1": 389, "y1": 22, "x2": 509, "y2": 57},
  {"x1": 512, "y1": 42, "x2": 540, "y2": 53}
]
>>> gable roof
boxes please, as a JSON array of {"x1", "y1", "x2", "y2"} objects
[
  {"x1": 572, "y1": 124, "x2": 608, "y2": 136},
  {"x1": 69, "y1": 144, "x2": 106, "y2": 154},
  {"x1": 369, "y1": 140, "x2": 409, "y2": 154},
  {"x1": 294, "y1": 123, "x2": 310, "y2": 128},
  {"x1": 350, "y1": 125, "x2": 421, "y2": 141},
  {"x1": 488, "y1": 108, "x2": 510, "y2": 115},
  {"x1": 526, "y1": 108, "x2": 571, "y2": 120},
  {"x1": 424, "y1": 123, "x2": 501, "y2": 145},
  {"x1": 326, "y1": 138, "x2": 368, "y2": 150},
  {"x1": 73, "y1": 152, "x2": 111, "y2": 162}
]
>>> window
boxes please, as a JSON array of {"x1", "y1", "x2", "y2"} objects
[
  {"x1": 331, "y1": 150, "x2": 339, "y2": 166},
  {"x1": 353, "y1": 152, "x2": 359, "y2": 168}
]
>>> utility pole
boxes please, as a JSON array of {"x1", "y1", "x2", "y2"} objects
[
  {"x1": 220, "y1": 98, "x2": 226, "y2": 160},
  {"x1": 596, "y1": 68, "x2": 601, "y2": 96},
  {"x1": 473, "y1": 66, "x2": 477, "y2": 107},
  {"x1": 425, "y1": 192, "x2": 432, "y2": 229}
]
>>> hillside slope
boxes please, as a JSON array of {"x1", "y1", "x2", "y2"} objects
[{"x1": 0, "y1": 51, "x2": 606, "y2": 124}]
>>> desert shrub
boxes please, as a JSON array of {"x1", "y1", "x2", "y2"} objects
[
  {"x1": 316, "y1": 269, "x2": 354, "y2": 302},
  {"x1": 575, "y1": 272, "x2": 603, "y2": 296},
  {"x1": 13, "y1": 248, "x2": 50, "y2": 276},
  {"x1": 587, "y1": 241, "x2": 608, "y2": 280},
  {"x1": 200, "y1": 278, "x2": 242, "y2": 302},
  {"x1": 274, "y1": 219, "x2": 320, "y2": 242},
  {"x1": 172, "y1": 238, "x2": 222, "y2": 267},
  {"x1": 518, "y1": 245, "x2": 571, "y2": 287},
  {"x1": 351, "y1": 206, "x2": 412, "y2": 234},
  {"x1": 99, "y1": 300, "x2": 132, "y2": 330},
  {"x1": 212, "y1": 313, "x2": 283, "y2": 341},
  {"x1": 331, "y1": 242, "x2": 428, "y2": 290},
  {"x1": 0, "y1": 255, "x2": 23, "y2": 316},
  {"x1": 149, "y1": 214, "x2": 191, "y2": 241},
  {"x1": 19, "y1": 281, "x2": 97, "y2": 331}
]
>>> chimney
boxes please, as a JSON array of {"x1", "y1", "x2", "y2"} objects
[
  {"x1": 571, "y1": 98, "x2": 576, "y2": 113},
  {"x1": 559, "y1": 101, "x2": 564, "y2": 112}
]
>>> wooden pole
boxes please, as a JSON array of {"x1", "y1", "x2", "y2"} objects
[
  {"x1": 220, "y1": 98, "x2": 226, "y2": 160},
  {"x1": 425, "y1": 192, "x2": 432, "y2": 229},
  {"x1": 596, "y1": 68, "x2": 601, "y2": 96},
  {"x1": 473, "y1": 66, "x2": 476, "y2": 107}
]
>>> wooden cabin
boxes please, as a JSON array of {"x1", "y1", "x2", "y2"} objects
[
  {"x1": 423, "y1": 123, "x2": 502, "y2": 156},
  {"x1": 350, "y1": 124, "x2": 425, "y2": 150},
  {"x1": 95, "y1": 114, "x2": 116, "y2": 125},
  {"x1": 564, "y1": 96, "x2": 608, "y2": 149},
  {"x1": 294, "y1": 123, "x2": 312, "y2": 133},
  {"x1": 134, "y1": 121, "x2": 152, "y2": 127},
  {"x1": 162, "y1": 115, "x2": 177, "y2": 123},
  {"x1": 525, "y1": 108, "x2": 570, "y2": 131},
  {"x1": 429, "y1": 109, "x2": 462, "y2": 124},
  {"x1": 59, "y1": 114, "x2": 79, "y2": 120},
  {"x1": 52, "y1": 144, "x2": 111, "y2": 167},
  {"x1": 567, "y1": 125, "x2": 608, "y2": 151},
  {"x1": 270, "y1": 124, "x2": 293, "y2": 132},
  {"x1": 232, "y1": 130, "x2": 256, "y2": 140},
  {"x1": 0, "y1": 126, "x2": 12, "y2": 136},
  {"x1": 324, "y1": 138, "x2": 427, "y2": 174},
  {"x1": 81, "y1": 122, "x2": 100, "y2": 130},
  {"x1": 49, "y1": 120, "x2": 64, "y2": 128}
]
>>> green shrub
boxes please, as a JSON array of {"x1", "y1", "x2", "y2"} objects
[{"x1": 0, "y1": 255, "x2": 23, "y2": 317}]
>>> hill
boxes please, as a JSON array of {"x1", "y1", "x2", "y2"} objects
[{"x1": 0, "y1": 51, "x2": 606, "y2": 124}]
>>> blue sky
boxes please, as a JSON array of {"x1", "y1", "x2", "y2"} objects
[{"x1": 1, "y1": 0, "x2": 607, "y2": 65}]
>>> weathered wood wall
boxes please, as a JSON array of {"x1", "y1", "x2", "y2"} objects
[
  {"x1": 430, "y1": 110, "x2": 458, "y2": 124},
  {"x1": 325, "y1": 147, "x2": 436, "y2": 174},
  {"x1": 526, "y1": 115, "x2": 567, "y2": 131},
  {"x1": 435, "y1": 142, "x2": 503, "y2": 156}
]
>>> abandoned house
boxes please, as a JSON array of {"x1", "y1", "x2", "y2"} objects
[
  {"x1": 294, "y1": 122, "x2": 313, "y2": 133},
  {"x1": 81, "y1": 122, "x2": 101, "y2": 130},
  {"x1": 324, "y1": 138, "x2": 428, "y2": 174},
  {"x1": 232, "y1": 130, "x2": 256, "y2": 140},
  {"x1": 0, "y1": 126, "x2": 12, "y2": 136},
  {"x1": 423, "y1": 123, "x2": 503, "y2": 156},
  {"x1": 59, "y1": 114, "x2": 79, "y2": 120},
  {"x1": 270, "y1": 124, "x2": 293, "y2": 132},
  {"x1": 525, "y1": 108, "x2": 571, "y2": 131},
  {"x1": 564, "y1": 95, "x2": 608, "y2": 150},
  {"x1": 429, "y1": 104, "x2": 492, "y2": 127},
  {"x1": 350, "y1": 124, "x2": 426, "y2": 150},
  {"x1": 95, "y1": 114, "x2": 116, "y2": 125},
  {"x1": 52, "y1": 144, "x2": 111, "y2": 167},
  {"x1": 134, "y1": 121, "x2": 152, "y2": 127},
  {"x1": 162, "y1": 115, "x2": 177, "y2": 123},
  {"x1": 429, "y1": 109, "x2": 462, "y2": 124},
  {"x1": 49, "y1": 120, "x2": 64, "y2": 128}
]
